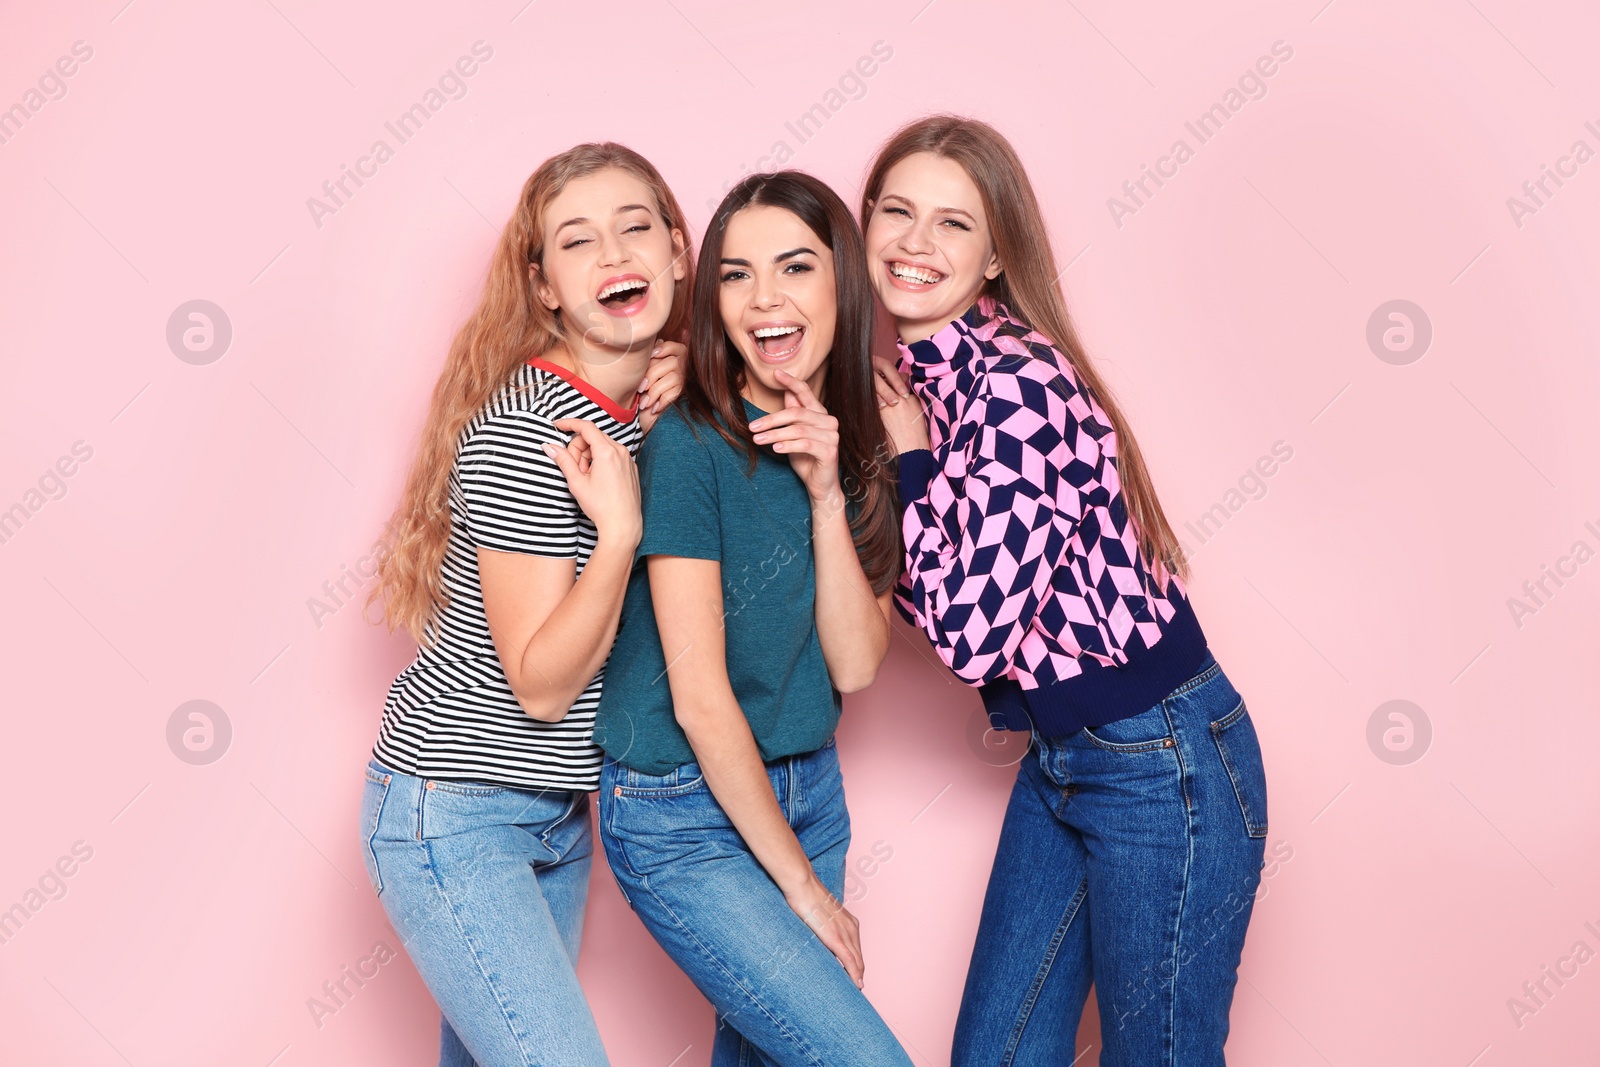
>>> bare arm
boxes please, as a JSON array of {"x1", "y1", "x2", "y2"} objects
[
  {"x1": 479, "y1": 537, "x2": 635, "y2": 722},
  {"x1": 649, "y1": 554, "x2": 866, "y2": 987},
  {"x1": 808, "y1": 490, "x2": 893, "y2": 692},
  {"x1": 479, "y1": 418, "x2": 641, "y2": 722}
]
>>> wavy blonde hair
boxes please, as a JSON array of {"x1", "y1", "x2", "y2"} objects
[
  {"x1": 370, "y1": 143, "x2": 693, "y2": 642},
  {"x1": 862, "y1": 115, "x2": 1187, "y2": 583}
]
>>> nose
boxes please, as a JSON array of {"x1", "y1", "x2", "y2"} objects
[
  {"x1": 596, "y1": 229, "x2": 629, "y2": 268},
  {"x1": 897, "y1": 215, "x2": 933, "y2": 257},
  {"x1": 751, "y1": 269, "x2": 783, "y2": 311}
]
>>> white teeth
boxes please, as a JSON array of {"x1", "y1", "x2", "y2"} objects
[
  {"x1": 598, "y1": 278, "x2": 648, "y2": 299},
  {"x1": 753, "y1": 326, "x2": 801, "y2": 338},
  {"x1": 891, "y1": 264, "x2": 942, "y2": 285}
]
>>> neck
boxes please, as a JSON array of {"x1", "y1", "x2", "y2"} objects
[
  {"x1": 897, "y1": 293, "x2": 985, "y2": 344},
  {"x1": 896, "y1": 318, "x2": 945, "y2": 345},
  {"x1": 545, "y1": 333, "x2": 655, "y2": 409}
]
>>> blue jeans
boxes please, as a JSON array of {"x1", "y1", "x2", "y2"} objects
[
  {"x1": 952, "y1": 654, "x2": 1269, "y2": 1067},
  {"x1": 359, "y1": 759, "x2": 609, "y2": 1067},
  {"x1": 598, "y1": 739, "x2": 913, "y2": 1067}
]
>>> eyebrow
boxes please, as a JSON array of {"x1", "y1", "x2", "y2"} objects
[
  {"x1": 555, "y1": 203, "x2": 652, "y2": 234},
  {"x1": 881, "y1": 193, "x2": 976, "y2": 221},
  {"x1": 720, "y1": 247, "x2": 818, "y2": 267}
]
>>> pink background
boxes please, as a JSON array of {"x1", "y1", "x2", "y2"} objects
[{"x1": 3, "y1": 1, "x2": 1598, "y2": 1064}]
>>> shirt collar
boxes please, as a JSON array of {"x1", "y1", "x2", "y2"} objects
[{"x1": 526, "y1": 355, "x2": 639, "y2": 423}]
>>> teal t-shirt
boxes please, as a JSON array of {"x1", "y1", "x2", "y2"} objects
[{"x1": 593, "y1": 399, "x2": 841, "y2": 773}]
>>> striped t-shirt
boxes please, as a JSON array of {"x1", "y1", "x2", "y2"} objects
[{"x1": 373, "y1": 356, "x2": 641, "y2": 791}]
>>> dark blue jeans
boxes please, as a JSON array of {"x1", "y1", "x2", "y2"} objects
[{"x1": 953, "y1": 654, "x2": 1268, "y2": 1067}]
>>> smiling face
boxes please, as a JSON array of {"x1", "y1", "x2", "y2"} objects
[
  {"x1": 532, "y1": 167, "x2": 686, "y2": 358},
  {"x1": 864, "y1": 152, "x2": 1002, "y2": 343},
  {"x1": 717, "y1": 204, "x2": 837, "y2": 411}
]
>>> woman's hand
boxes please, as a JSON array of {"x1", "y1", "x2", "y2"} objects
[
  {"x1": 783, "y1": 873, "x2": 866, "y2": 987},
  {"x1": 543, "y1": 418, "x2": 641, "y2": 546},
  {"x1": 872, "y1": 356, "x2": 929, "y2": 457},
  {"x1": 637, "y1": 340, "x2": 687, "y2": 434},
  {"x1": 749, "y1": 367, "x2": 841, "y2": 506}
]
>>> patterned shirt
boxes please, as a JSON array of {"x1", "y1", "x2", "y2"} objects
[
  {"x1": 894, "y1": 297, "x2": 1206, "y2": 734},
  {"x1": 373, "y1": 357, "x2": 641, "y2": 791}
]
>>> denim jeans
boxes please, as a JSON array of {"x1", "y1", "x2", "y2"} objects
[
  {"x1": 952, "y1": 653, "x2": 1269, "y2": 1067},
  {"x1": 598, "y1": 738, "x2": 913, "y2": 1067},
  {"x1": 359, "y1": 759, "x2": 609, "y2": 1067}
]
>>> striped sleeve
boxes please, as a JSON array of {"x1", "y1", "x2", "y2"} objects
[{"x1": 457, "y1": 411, "x2": 580, "y2": 556}]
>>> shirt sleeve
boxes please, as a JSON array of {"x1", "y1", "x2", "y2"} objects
[
  {"x1": 898, "y1": 370, "x2": 1086, "y2": 685},
  {"x1": 636, "y1": 410, "x2": 721, "y2": 561},
  {"x1": 457, "y1": 411, "x2": 581, "y2": 556}
]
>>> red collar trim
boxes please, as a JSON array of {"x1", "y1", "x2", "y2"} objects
[{"x1": 526, "y1": 356, "x2": 639, "y2": 423}]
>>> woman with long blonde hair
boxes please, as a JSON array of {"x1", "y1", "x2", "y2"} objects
[
  {"x1": 864, "y1": 116, "x2": 1269, "y2": 1066},
  {"x1": 359, "y1": 142, "x2": 691, "y2": 1067}
]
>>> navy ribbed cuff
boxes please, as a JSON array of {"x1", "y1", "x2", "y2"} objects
[{"x1": 895, "y1": 448, "x2": 935, "y2": 507}]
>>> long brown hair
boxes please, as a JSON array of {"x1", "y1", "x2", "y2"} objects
[
  {"x1": 861, "y1": 115, "x2": 1187, "y2": 583},
  {"x1": 371, "y1": 143, "x2": 694, "y2": 642},
  {"x1": 686, "y1": 170, "x2": 900, "y2": 595}
]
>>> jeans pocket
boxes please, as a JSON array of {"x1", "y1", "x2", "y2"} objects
[
  {"x1": 1082, "y1": 703, "x2": 1176, "y2": 752},
  {"x1": 359, "y1": 766, "x2": 393, "y2": 896},
  {"x1": 423, "y1": 779, "x2": 509, "y2": 796},
  {"x1": 611, "y1": 764, "x2": 707, "y2": 798},
  {"x1": 1210, "y1": 700, "x2": 1268, "y2": 839}
]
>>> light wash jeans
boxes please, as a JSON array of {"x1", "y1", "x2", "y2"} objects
[
  {"x1": 952, "y1": 653, "x2": 1269, "y2": 1066},
  {"x1": 598, "y1": 738, "x2": 913, "y2": 1067},
  {"x1": 360, "y1": 758, "x2": 608, "y2": 1067}
]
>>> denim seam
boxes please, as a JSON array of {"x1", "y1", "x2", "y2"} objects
[
  {"x1": 426, "y1": 780, "x2": 509, "y2": 797},
  {"x1": 612, "y1": 774, "x2": 707, "y2": 798},
  {"x1": 537, "y1": 791, "x2": 583, "y2": 856},
  {"x1": 1167, "y1": 658, "x2": 1224, "y2": 700},
  {"x1": 789, "y1": 755, "x2": 804, "y2": 824},
  {"x1": 637, "y1": 878, "x2": 823, "y2": 1067},
  {"x1": 420, "y1": 837, "x2": 543, "y2": 1067},
  {"x1": 1164, "y1": 700, "x2": 1195, "y2": 816},
  {"x1": 598, "y1": 798, "x2": 636, "y2": 909},
  {"x1": 998, "y1": 876, "x2": 1089, "y2": 1067},
  {"x1": 1080, "y1": 729, "x2": 1173, "y2": 754},
  {"x1": 1162, "y1": 767, "x2": 1199, "y2": 1067},
  {"x1": 362, "y1": 774, "x2": 393, "y2": 896},
  {"x1": 1211, "y1": 698, "x2": 1248, "y2": 731},
  {"x1": 1210, "y1": 701, "x2": 1268, "y2": 838},
  {"x1": 415, "y1": 776, "x2": 428, "y2": 841}
]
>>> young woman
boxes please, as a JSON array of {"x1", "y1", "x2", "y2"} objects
[
  {"x1": 590, "y1": 171, "x2": 912, "y2": 1067},
  {"x1": 863, "y1": 116, "x2": 1270, "y2": 1066},
  {"x1": 360, "y1": 142, "x2": 692, "y2": 1067}
]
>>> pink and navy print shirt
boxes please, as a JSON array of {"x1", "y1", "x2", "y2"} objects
[{"x1": 893, "y1": 296, "x2": 1208, "y2": 736}]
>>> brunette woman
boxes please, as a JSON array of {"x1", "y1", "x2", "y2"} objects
[
  {"x1": 591, "y1": 171, "x2": 912, "y2": 1067},
  {"x1": 361, "y1": 143, "x2": 691, "y2": 1067},
  {"x1": 864, "y1": 116, "x2": 1269, "y2": 1067}
]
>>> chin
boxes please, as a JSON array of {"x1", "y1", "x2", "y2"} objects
[
  {"x1": 603, "y1": 315, "x2": 665, "y2": 352},
  {"x1": 880, "y1": 294, "x2": 922, "y2": 321}
]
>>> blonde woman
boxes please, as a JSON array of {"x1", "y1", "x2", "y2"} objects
[{"x1": 361, "y1": 143, "x2": 690, "y2": 1067}]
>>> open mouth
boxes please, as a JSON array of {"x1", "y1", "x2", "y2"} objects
[
  {"x1": 596, "y1": 275, "x2": 650, "y2": 315},
  {"x1": 887, "y1": 261, "x2": 945, "y2": 291},
  {"x1": 750, "y1": 324, "x2": 806, "y2": 362}
]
